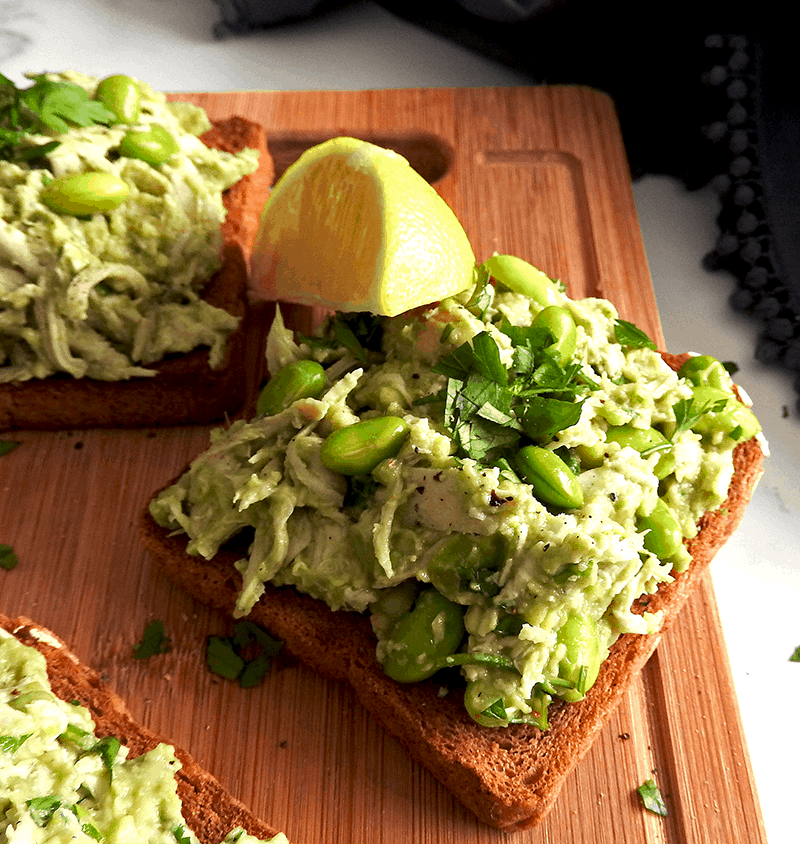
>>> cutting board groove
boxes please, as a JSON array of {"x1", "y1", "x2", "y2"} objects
[{"x1": 0, "y1": 86, "x2": 765, "y2": 844}]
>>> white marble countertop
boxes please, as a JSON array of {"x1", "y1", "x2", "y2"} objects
[{"x1": 3, "y1": 1, "x2": 796, "y2": 842}]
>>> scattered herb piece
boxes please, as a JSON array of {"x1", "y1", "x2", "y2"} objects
[
  {"x1": 0, "y1": 733, "x2": 32, "y2": 753},
  {"x1": 1, "y1": 72, "x2": 115, "y2": 162},
  {"x1": 0, "y1": 439, "x2": 20, "y2": 457},
  {"x1": 206, "y1": 621, "x2": 282, "y2": 688},
  {"x1": 81, "y1": 822, "x2": 103, "y2": 841},
  {"x1": 637, "y1": 777, "x2": 668, "y2": 816},
  {"x1": 789, "y1": 645, "x2": 800, "y2": 663},
  {"x1": 671, "y1": 395, "x2": 728, "y2": 440},
  {"x1": 132, "y1": 620, "x2": 172, "y2": 659},
  {"x1": 26, "y1": 795, "x2": 64, "y2": 827},
  {"x1": 614, "y1": 319, "x2": 657, "y2": 351},
  {"x1": 90, "y1": 736, "x2": 121, "y2": 781},
  {"x1": 173, "y1": 825, "x2": 192, "y2": 844},
  {"x1": 0, "y1": 544, "x2": 18, "y2": 571}
]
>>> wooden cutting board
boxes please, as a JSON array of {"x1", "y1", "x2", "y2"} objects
[{"x1": 0, "y1": 87, "x2": 766, "y2": 844}]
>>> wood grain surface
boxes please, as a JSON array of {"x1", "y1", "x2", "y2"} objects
[{"x1": 0, "y1": 87, "x2": 767, "y2": 844}]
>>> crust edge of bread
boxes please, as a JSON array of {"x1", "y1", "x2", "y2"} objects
[
  {"x1": 0, "y1": 115, "x2": 273, "y2": 432},
  {"x1": 138, "y1": 353, "x2": 764, "y2": 829},
  {"x1": 0, "y1": 613, "x2": 287, "y2": 844}
]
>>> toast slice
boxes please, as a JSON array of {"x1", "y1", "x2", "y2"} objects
[
  {"x1": 138, "y1": 351, "x2": 764, "y2": 830},
  {"x1": 0, "y1": 612, "x2": 289, "y2": 844},
  {"x1": 0, "y1": 116, "x2": 273, "y2": 431}
]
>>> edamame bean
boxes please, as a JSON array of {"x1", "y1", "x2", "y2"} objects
[
  {"x1": 532, "y1": 305, "x2": 577, "y2": 364},
  {"x1": 95, "y1": 74, "x2": 140, "y2": 124},
  {"x1": 381, "y1": 588, "x2": 465, "y2": 683},
  {"x1": 41, "y1": 172, "x2": 130, "y2": 216},
  {"x1": 637, "y1": 498, "x2": 682, "y2": 559},
  {"x1": 425, "y1": 533, "x2": 505, "y2": 598},
  {"x1": 515, "y1": 445, "x2": 584, "y2": 510},
  {"x1": 605, "y1": 424, "x2": 675, "y2": 479},
  {"x1": 552, "y1": 613, "x2": 602, "y2": 702},
  {"x1": 320, "y1": 416, "x2": 410, "y2": 476},
  {"x1": 118, "y1": 124, "x2": 179, "y2": 166},
  {"x1": 678, "y1": 354, "x2": 728, "y2": 388},
  {"x1": 575, "y1": 440, "x2": 606, "y2": 469},
  {"x1": 483, "y1": 255, "x2": 561, "y2": 307},
  {"x1": 256, "y1": 359, "x2": 326, "y2": 417},
  {"x1": 688, "y1": 385, "x2": 761, "y2": 442}
]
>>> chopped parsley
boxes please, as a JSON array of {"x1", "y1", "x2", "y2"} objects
[
  {"x1": 0, "y1": 544, "x2": 18, "y2": 571},
  {"x1": 637, "y1": 777, "x2": 668, "y2": 816},
  {"x1": 0, "y1": 72, "x2": 115, "y2": 162},
  {"x1": 132, "y1": 620, "x2": 172, "y2": 659},
  {"x1": 206, "y1": 621, "x2": 282, "y2": 688}
]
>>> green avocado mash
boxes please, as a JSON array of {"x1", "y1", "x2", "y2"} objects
[
  {"x1": 149, "y1": 259, "x2": 761, "y2": 728},
  {"x1": 0, "y1": 628, "x2": 288, "y2": 844},
  {"x1": 0, "y1": 71, "x2": 259, "y2": 382}
]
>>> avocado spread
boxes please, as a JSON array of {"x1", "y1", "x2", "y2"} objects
[
  {"x1": 0, "y1": 71, "x2": 259, "y2": 382},
  {"x1": 0, "y1": 628, "x2": 288, "y2": 844},
  {"x1": 149, "y1": 259, "x2": 761, "y2": 728}
]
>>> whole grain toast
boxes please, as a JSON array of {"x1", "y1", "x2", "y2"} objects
[
  {"x1": 138, "y1": 351, "x2": 764, "y2": 830},
  {"x1": 0, "y1": 116, "x2": 273, "y2": 431},
  {"x1": 0, "y1": 612, "x2": 288, "y2": 844}
]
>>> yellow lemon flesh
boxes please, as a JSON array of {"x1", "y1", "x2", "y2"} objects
[{"x1": 250, "y1": 137, "x2": 476, "y2": 316}]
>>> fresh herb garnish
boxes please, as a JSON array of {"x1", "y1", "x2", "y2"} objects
[
  {"x1": 132, "y1": 620, "x2": 172, "y2": 659},
  {"x1": 614, "y1": 319, "x2": 657, "y2": 351},
  {"x1": 206, "y1": 621, "x2": 282, "y2": 688},
  {"x1": 0, "y1": 439, "x2": 20, "y2": 457},
  {"x1": 0, "y1": 544, "x2": 18, "y2": 570},
  {"x1": 790, "y1": 645, "x2": 800, "y2": 663},
  {"x1": 26, "y1": 795, "x2": 64, "y2": 827},
  {"x1": 0, "y1": 73, "x2": 115, "y2": 162},
  {"x1": 671, "y1": 395, "x2": 728, "y2": 440},
  {"x1": 91, "y1": 736, "x2": 121, "y2": 781},
  {"x1": 173, "y1": 825, "x2": 193, "y2": 844},
  {"x1": 0, "y1": 733, "x2": 32, "y2": 753},
  {"x1": 637, "y1": 777, "x2": 668, "y2": 816},
  {"x1": 431, "y1": 319, "x2": 593, "y2": 467}
]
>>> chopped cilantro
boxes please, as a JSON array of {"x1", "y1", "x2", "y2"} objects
[
  {"x1": 671, "y1": 395, "x2": 728, "y2": 440},
  {"x1": 637, "y1": 777, "x2": 668, "y2": 816},
  {"x1": 132, "y1": 620, "x2": 172, "y2": 659},
  {"x1": 206, "y1": 621, "x2": 282, "y2": 688},
  {"x1": 0, "y1": 733, "x2": 32, "y2": 753},
  {"x1": 614, "y1": 319, "x2": 657, "y2": 350},
  {"x1": 173, "y1": 825, "x2": 193, "y2": 844},
  {"x1": 26, "y1": 795, "x2": 64, "y2": 827},
  {"x1": 789, "y1": 645, "x2": 800, "y2": 663},
  {"x1": 0, "y1": 544, "x2": 18, "y2": 571},
  {"x1": 0, "y1": 439, "x2": 20, "y2": 457}
]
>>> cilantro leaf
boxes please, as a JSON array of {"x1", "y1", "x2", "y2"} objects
[
  {"x1": 0, "y1": 733, "x2": 32, "y2": 753},
  {"x1": 173, "y1": 825, "x2": 193, "y2": 844},
  {"x1": 671, "y1": 396, "x2": 728, "y2": 440},
  {"x1": 614, "y1": 319, "x2": 657, "y2": 351},
  {"x1": 789, "y1": 645, "x2": 800, "y2": 663},
  {"x1": 637, "y1": 777, "x2": 668, "y2": 816},
  {"x1": 0, "y1": 439, "x2": 21, "y2": 457},
  {"x1": 0, "y1": 544, "x2": 19, "y2": 571},
  {"x1": 26, "y1": 795, "x2": 63, "y2": 827},
  {"x1": 132, "y1": 620, "x2": 172, "y2": 659},
  {"x1": 206, "y1": 621, "x2": 282, "y2": 688}
]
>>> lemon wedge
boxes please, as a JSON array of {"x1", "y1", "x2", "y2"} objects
[{"x1": 250, "y1": 137, "x2": 476, "y2": 316}]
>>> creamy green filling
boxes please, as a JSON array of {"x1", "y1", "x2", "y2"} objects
[
  {"x1": 0, "y1": 71, "x2": 259, "y2": 382},
  {"x1": 0, "y1": 629, "x2": 288, "y2": 844},
  {"x1": 150, "y1": 267, "x2": 754, "y2": 728}
]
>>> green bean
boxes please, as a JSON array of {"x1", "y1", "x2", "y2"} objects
[
  {"x1": 605, "y1": 424, "x2": 675, "y2": 479},
  {"x1": 380, "y1": 588, "x2": 465, "y2": 683},
  {"x1": 256, "y1": 359, "x2": 326, "y2": 417},
  {"x1": 319, "y1": 416, "x2": 410, "y2": 476},
  {"x1": 95, "y1": 74, "x2": 140, "y2": 124},
  {"x1": 483, "y1": 254, "x2": 561, "y2": 307},
  {"x1": 689, "y1": 385, "x2": 761, "y2": 442},
  {"x1": 637, "y1": 498, "x2": 682, "y2": 559},
  {"x1": 532, "y1": 305, "x2": 577, "y2": 364},
  {"x1": 678, "y1": 354, "x2": 728, "y2": 388},
  {"x1": 552, "y1": 613, "x2": 602, "y2": 702},
  {"x1": 41, "y1": 172, "x2": 130, "y2": 216},
  {"x1": 118, "y1": 124, "x2": 179, "y2": 166},
  {"x1": 515, "y1": 445, "x2": 584, "y2": 510}
]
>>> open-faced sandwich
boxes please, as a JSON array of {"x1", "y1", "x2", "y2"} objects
[
  {"x1": 1, "y1": 612, "x2": 289, "y2": 843},
  {"x1": 0, "y1": 70, "x2": 272, "y2": 429},
  {"x1": 139, "y1": 139, "x2": 765, "y2": 829}
]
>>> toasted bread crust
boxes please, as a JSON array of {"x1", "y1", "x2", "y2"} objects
[
  {"x1": 0, "y1": 613, "x2": 286, "y2": 844},
  {"x1": 0, "y1": 116, "x2": 273, "y2": 431},
  {"x1": 138, "y1": 352, "x2": 764, "y2": 829}
]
